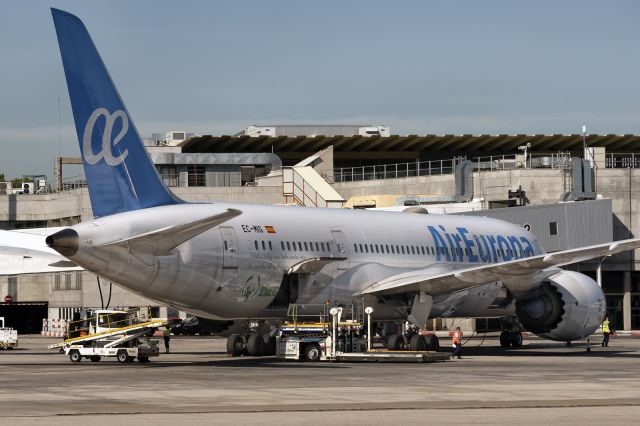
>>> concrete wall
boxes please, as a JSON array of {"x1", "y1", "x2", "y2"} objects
[
  {"x1": 333, "y1": 174, "x2": 455, "y2": 200},
  {"x1": 333, "y1": 169, "x2": 568, "y2": 208},
  {"x1": 0, "y1": 186, "x2": 284, "y2": 223}
]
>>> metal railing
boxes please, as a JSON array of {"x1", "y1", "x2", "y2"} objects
[
  {"x1": 332, "y1": 158, "x2": 456, "y2": 183},
  {"x1": 160, "y1": 172, "x2": 207, "y2": 187},
  {"x1": 332, "y1": 153, "x2": 572, "y2": 183},
  {"x1": 283, "y1": 167, "x2": 337, "y2": 207},
  {"x1": 606, "y1": 153, "x2": 640, "y2": 169},
  {"x1": 60, "y1": 176, "x2": 87, "y2": 191}
]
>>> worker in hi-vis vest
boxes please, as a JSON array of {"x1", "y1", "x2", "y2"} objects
[
  {"x1": 452, "y1": 327, "x2": 462, "y2": 359},
  {"x1": 601, "y1": 316, "x2": 611, "y2": 348},
  {"x1": 163, "y1": 327, "x2": 171, "y2": 353}
]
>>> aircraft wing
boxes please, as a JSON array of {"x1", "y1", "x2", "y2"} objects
[
  {"x1": 358, "y1": 238, "x2": 640, "y2": 296},
  {"x1": 0, "y1": 228, "x2": 83, "y2": 275}
]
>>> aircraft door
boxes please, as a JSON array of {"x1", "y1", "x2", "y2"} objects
[
  {"x1": 219, "y1": 226, "x2": 239, "y2": 269},
  {"x1": 331, "y1": 229, "x2": 349, "y2": 270}
]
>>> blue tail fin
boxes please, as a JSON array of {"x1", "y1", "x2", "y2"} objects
[{"x1": 51, "y1": 9, "x2": 181, "y2": 218}]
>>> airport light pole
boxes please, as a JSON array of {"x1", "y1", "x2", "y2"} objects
[{"x1": 365, "y1": 306, "x2": 374, "y2": 352}]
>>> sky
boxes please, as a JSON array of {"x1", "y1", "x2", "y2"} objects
[{"x1": 1, "y1": 0, "x2": 640, "y2": 179}]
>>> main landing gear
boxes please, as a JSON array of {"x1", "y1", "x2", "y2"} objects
[
  {"x1": 500, "y1": 316, "x2": 524, "y2": 348},
  {"x1": 226, "y1": 332, "x2": 276, "y2": 357},
  {"x1": 385, "y1": 332, "x2": 440, "y2": 352}
]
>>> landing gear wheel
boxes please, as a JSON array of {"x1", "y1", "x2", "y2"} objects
[
  {"x1": 386, "y1": 334, "x2": 404, "y2": 350},
  {"x1": 262, "y1": 334, "x2": 276, "y2": 356},
  {"x1": 305, "y1": 343, "x2": 321, "y2": 361},
  {"x1": 425, "y1": 334, "x2": 440, "y2": 352},
  {"x1": 500, "y1": 331, "x2": 510, "y2": 348},
  {"x1": 511, "y1": 332, "x2": 523, "y2": 348},
  {"x1": 117, "y1": 350, "x2": 131, "y2": 363},
  {"x1": 409, "y1": 334, "x2": 427, "y2": 351},
  {"x1": 69, "y1": 350, "x2": 81, "y2": 363},
  {"x1": 247, "y1": 333, "x2": 264, "y2": 357},
  {"x1": 138, "y1": 356, "x2": 149, "y2": 363},
  {"x1": 226, "y1": 334, "x2": 244, "y2": 357},
  {"x1": 89, "y1": 356, "x2": 101, "y2": 362}
]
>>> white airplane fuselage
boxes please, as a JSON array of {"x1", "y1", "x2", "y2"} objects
[{"x1": 64, "y1": 202, "x2": 542, "y2": 322}]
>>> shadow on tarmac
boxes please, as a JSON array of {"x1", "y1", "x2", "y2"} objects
[{"x1": 450, "y1": 343, "x2": 638, "y2": 358}]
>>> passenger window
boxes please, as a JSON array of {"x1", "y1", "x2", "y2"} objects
[
  {"x1": 269, "y1": 241, "x2": 273, "y2": 250},
  {"x1": 297, "y1": 242, "x2": 303, "y2": 251},
  {"x1": 549, "y1": 221, "x2": 558, "y2": 236},
  {"x1": 421, "y1": 246, "x2": 425, "y2": 255},
  {"x1": 314, "y1": 242, "x2": 319, "y2": 251},
  {"x1": 401, "y1": 246, "x2": 405, "y2": 255},
  {"x1": 262, "y1": 241, "x2": 266, "y2": 250},
  {"x1": 281, "y1": 241, "x2": 285, "y2": 250},
  {"x1": 411, "y1": 246, "x2": 415, "y2": 255},
  {"x1": 254, "y1": 241, "x2": 258, "y2": 250},
  {"x1": 286, "y1": 241, "x2": 291, "y2": 251},
  {"x1": 375, "y1": 245, "x2": 380, "y2": 254},
  {"x1": 224, "y1": 241, "x2": 228, "y2": 251},
  {"x1": 386, "y1": 244, "x2": 390, "y2": 254},
  {"x1": 354, "y1": 243, "x2": 359, "y2": 253},
  {"x1": 304, "y1": 242, "x2": 308, "y2": 251}
]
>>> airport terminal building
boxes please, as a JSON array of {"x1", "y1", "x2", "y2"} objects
[{"x1": 2, "y1": 128, "x2": 640, "y2": 333}]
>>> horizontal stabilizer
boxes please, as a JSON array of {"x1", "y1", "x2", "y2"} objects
[
  {"x1": 287, "y1": 257, "x2": 347, "y2": 274},
  {"x1": 102, "y1": 208, "x2": 242, "y2": 255},
  {"x1": 0, "y1": 228, "x2": 69, "y2": 260},
  {"x1": 359, "y1": 237, "x2": 640, "y2": 297}
]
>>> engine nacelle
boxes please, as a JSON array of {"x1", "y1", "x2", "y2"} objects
[{"x1": 515, "y1": 270, "x2": 606, "y2": 342}]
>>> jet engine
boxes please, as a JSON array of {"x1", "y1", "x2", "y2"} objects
[{"x1": 515, "y1": 270, "x2": 606, "y2": 342}]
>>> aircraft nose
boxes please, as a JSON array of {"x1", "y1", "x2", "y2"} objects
[{"x1": 46, "y1": 228, "x2": 79, "y2": 257}]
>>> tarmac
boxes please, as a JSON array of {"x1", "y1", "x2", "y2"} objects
[{"x1": 1, "y1": 333, "x2": 639, "y2": 425}]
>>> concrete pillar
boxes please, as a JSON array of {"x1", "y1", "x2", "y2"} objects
[
  {"x1": 159, "y1": 306, "x2": 168, "y2": 319},
  {"x1": 592, "y1": 147, "x2": 606, "y2": 169},
  {"x1": 55, "y1": 157, "x2": 62, "y2": 192},
  {"x1": 623, "y1": 272, "x2": 632, "y2": 330}
]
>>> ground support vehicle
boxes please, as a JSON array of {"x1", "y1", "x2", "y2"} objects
[
  {"x1": 63, "y1": 334, "x2": 159, "y2": 363},
  {"x1": 277, "y1": 333, "x2": 332, "y2": 361},
  {"x1": 171, "y1": 316, "x2": 212, "y2": 336},
  {"x1": 0, "y1": 317, "x2": 18, "y2": 349},
  {"x1": 274, "y1": 303, "x2": 374, "y2": 361},
  {"x1": 48, "y1": 307, "x2": 165, "y2": 363}
]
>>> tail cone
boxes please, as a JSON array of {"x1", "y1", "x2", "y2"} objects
[{"x1": 46, "y1": 228, "x2": 79, "y2": 257}]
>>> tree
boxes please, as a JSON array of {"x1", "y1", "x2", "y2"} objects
[{"x1": 11, "y1": 177, "x2": 32, "y2": 187}]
